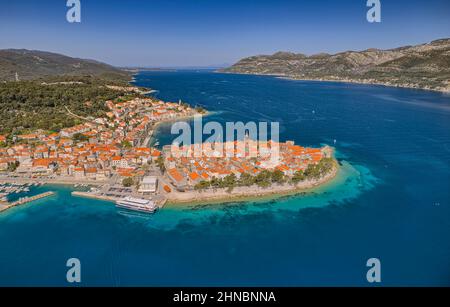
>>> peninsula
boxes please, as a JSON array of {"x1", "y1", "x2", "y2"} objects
[{"x1": 0, "y1": 79, "x2": 337, "y2": 207}]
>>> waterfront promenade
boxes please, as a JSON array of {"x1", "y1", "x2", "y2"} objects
[
  {"x1": 0, "y1": 177, "x2": 107, "y2": 186},
  {"x1": 72, "y1": 190, "x2": 167, "y2": 209}
]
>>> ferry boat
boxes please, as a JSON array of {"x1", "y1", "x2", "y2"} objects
[{"x1": 115, "y1": 196, "x2": 157, "y2": 214}]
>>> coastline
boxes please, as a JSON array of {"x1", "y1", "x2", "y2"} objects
[
  {"x1": 279, "y1": 76, "x2": 450, "y2": 94},
  {"x1": 129, "y1": 76, "x2": 213, "y2": 147},
  {"x1": 218, "y1": 71, "x2": 450, "y2": 94},
  {"x1": 1, "y1": 159, "x2": 339, "y2": 208},
  {"x1": 0, "y1": 177, "x2": 105, "y2": 186},
  {"x1": 166, "y1": 160, "x2": 339, "y2": 206}
]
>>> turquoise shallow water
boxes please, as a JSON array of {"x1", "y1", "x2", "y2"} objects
[{"x1": 0, "y1": 71, "x2": 449, "y2": 286}]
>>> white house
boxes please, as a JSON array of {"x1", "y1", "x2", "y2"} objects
[{"x1": 138, "y1": 176, "x2": 158, "y2": 194}]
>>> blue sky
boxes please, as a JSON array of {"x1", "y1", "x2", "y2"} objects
[{"x1": 0, "y1": 0, "x2": 449, "y2": 67}]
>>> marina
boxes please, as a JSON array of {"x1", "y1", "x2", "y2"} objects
[
  {"x1": 0, "y1": 182, "x2": 34, "y2": 191},
  {"x1": 0, "y1": 182, "x2": 42, "y2": 201}
]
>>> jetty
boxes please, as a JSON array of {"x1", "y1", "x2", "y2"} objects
[{"x1": 0, "y1": 191, "x2": 55, "y2": 213}]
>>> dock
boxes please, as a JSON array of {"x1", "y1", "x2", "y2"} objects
[
  {"x1": 0, "y1": 192, "x2": 55, "y2": 213},
  {"x1": 71, "y1": 191, "x2": 167, "y2": 209}
]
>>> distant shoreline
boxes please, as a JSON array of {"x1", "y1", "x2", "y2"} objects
[
  {"x1": 278, "y1": 76, "x2": 450, "y2": 94},
  {"x1": 217, "y1": 71, "x2": 450, "y2": 94}
]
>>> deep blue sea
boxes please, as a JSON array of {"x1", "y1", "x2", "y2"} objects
[{"x1": 0, "y1": 71, "x2": 449, "y2": 286}]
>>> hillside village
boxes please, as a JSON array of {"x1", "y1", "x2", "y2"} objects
[{"x1": 0, "y1": 96, "x2": 197, "y2": 183}]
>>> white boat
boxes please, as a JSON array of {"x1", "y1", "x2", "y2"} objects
[{"x1": 116, "y1": 196, "x2": 157, "y2": 213}]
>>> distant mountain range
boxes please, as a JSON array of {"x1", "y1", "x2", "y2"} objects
[
  {"x1": 221, "y1": 38, "x2": 450, "y2": 92},
  {"x1": 0, "y1": 49, "x2": 130, "y2": 82}
]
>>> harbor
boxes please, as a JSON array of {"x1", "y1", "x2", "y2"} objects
[
  {"x1": 0, "y1": 183, "x2": 166, "y2": 215},
  {"x1": 0, "y1": 179, "x2": 167, "y2": 215},
  {"x1": 0, "y1": 182, "x2": 44, "y2": 202},
  {"x1": 71, "y1": 183, "x2": 167, "y2": 213}
]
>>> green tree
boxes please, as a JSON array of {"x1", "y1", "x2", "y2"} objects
[
  {"x1": 156, "y1": 156, "x2": 165, "y2": 173},
  {"x1": 223, "y1": 173, "x2": 237, "y2": 187},
  {"x1": 304, "y1": 158, "x2": 334, "y2": 180},
  {"x1": 121, "y1": 140, "x2": 132, "y2": 149},
  {"x1": 271, "y1": 170, "x2": 285, "y2": 183},
  {"x1": 194, "y1": 180, "x2": 211, "y2": 190},
  {"x1": 122, "y1": 177, "x2": 134, "y2": 187},
  {"x1": 238, "y1": 173, "x2": 255, "y2": 186},
  {"x1": 156, "y1": 156, "x2": 166, "y2": 173},
  {"x1": 255, "y1": 170, "x2": 271, "y2": 188},
  {"x1": 7, "y1": 161, "x2": 20, "y2": 172},
  {"x1": 73, "y1": 133, "x2": 89, "y2": 142},
  {"x1": 291, "y1": 170, "x2": 305, "y2": 184},
  {"x1": 210, "y1": 176, "x2": 222, "y2": 188}
]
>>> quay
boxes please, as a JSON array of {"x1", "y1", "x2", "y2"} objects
[
  {"x1": 71, "y1": 191, "x2": 167, "y2": 209},
  {"x1": 0, "y1": 191, "x2": 55, "y2": 213}
]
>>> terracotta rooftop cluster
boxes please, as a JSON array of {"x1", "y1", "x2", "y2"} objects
[
  {"x1": 163, "y1": 140, "x2": 330, "y2": 189},
  {"x1": 0, "y1": 97, "x2": 196, "y2": 180}
]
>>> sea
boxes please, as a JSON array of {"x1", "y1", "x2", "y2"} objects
[{"x1": 0, "y1": 70, "x2": 449, "y2": 286}]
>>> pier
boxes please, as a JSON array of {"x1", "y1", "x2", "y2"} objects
[
  {"x1": 0, "y1": 192, "x2": 55, "y2": 213},
  {"x1": 72, "y1": 191, "x2": 167, "y2": 209}
]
